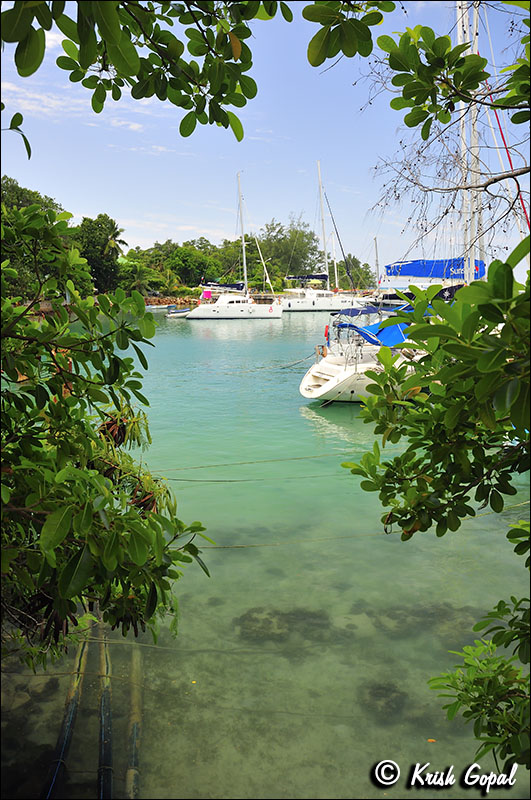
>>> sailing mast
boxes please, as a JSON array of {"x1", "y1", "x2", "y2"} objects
[
  {"x1": 317, "y1": 161, "x2": 330, "y2": 290},
  {"x1": 331, "y1": 231, "x2": 339, "y2": 290},
  {"x1": 237, "y1": 171, "x2": 248, "y2": 295},
  {"x1": 374, "y1": 237, "x2": 380, "y2": 287}
]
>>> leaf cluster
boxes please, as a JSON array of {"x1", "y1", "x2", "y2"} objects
[
  {"x1": 378, "y1": 19, "x2": 530, "y2": 139},
  {"x1": 0, "y1": 0, "x2": 293, "y2": 143},
  {"x1": 1, "y1": 202, "x2": 210, "y2": 668},
  {"x1": 429, "y1": 639, "x2": 530, "y2": 770},
  {"x1": 344, "y1": 237, "x2": 530, "y2": 541}
]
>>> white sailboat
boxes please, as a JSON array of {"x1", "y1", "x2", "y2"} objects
[
  {"x1": 187, "y1": 174, "x2": 283, "y2": 320},
  {"x1": 280, "y1": 162, "x2": 364, "y2": 313},
  {"x1": 299, "y1": 306, "x2": 413, "y2": 403}
]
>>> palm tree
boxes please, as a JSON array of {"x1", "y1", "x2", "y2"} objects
[
  {"x1": 104, "y1": 223, "x2": 128, "y2": 259},
  {"x1": 126, "y1": 263, "x2": 162, "y2": 296}
]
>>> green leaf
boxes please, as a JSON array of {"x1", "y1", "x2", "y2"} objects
[
  {"x1": 55, "y1": 14, "x2": 80, "y2": 44},
  {"x1": 339, "y1": 20, "x2": 358, "y2": 57},
  {"x1": 107, "y1": 36, "x2": 141, "y2": 76},
  {"x1": 510, "y1": 381, "x2": 530, "y2": 431},
  {"x1": 62, "y1": 39, "x2": 79, "y2": 59},
  {"x1": 9, "y1": 112, "x2": 24, "y2": 129},
  {"x1": 377, "y1": 35, "x2": 397, "y2": 53},
  {"x1": 280, "y1": 2, "x2": 293, "y2": 22},
  {"x1": 194, "y1": 553, "x2": 211, "y2": 577},
  {"x1": 15, "y1": 27, "x2": 46, "y2": 77},
  {"x1": 179, "y1": 111, "x2": 197, "y2": 137},
  {"x1": 511, "y1": 109, "x2": 530, "y2": 124},
  {"x1": 404, "y1": 107, "x2": 429, "y2": 127},
  {"x1": 102, "y1": 531, "x2": 118, "y2": 571},
  {"x1": 302, "y1": 5, "x2": 342, "y2": 24},
  {"x1": 76, "y1": 504, "x2": 93, "y2": 535},
  {"x1": 79, "y1": 28, "x2": 98, "y2": 68},
  {"x1": 58, "y1": 546, "x2": 93, "y2": 598},
  {"x1": 56, "y1": 55, "x2": 79, "y2": 70},
  {"x1": 476, "y1": 347, "x2": 506, "y2": 373},
  {"x1": 128, "y1": 531, "x2": 148, "y2": 566},
  {"x1": 390, "y1": 97, "x2": 412, "y2": 110},
  {"x1": 307, "y1": 26, "x2": 331, "y2": 67},
  {"x1": 377, "y1": 346, "x2": 393, "y2": 368},
  {"x1": 0, "y1": 5, "x2": 34, "y2": 43},
  {"x1": 227, "y1": 110, "x2": 244, "y2": 141},
  {"x1": 420, "y1": 117, "x2": 432, "y2": 141},
  {"x1": 490, "y1": 262, "x2": 514, "y2": 300},
  {"x1": 239, "y1": 74, "x2": 257, "y2": 99},
  {"x1": 489, "y1": 489, "x2": 504, "y2": 513},
  {"x1": 39, "y1": 506, "x2": 74, "y2": 552},
  {"x1": 144, "y1": 581, "x2": 158, "y2": 620},
  {"x1": 505, "y1": 235, "x2": 530, "y2": 269},
  {"x1": 92, "y1": 0, "x2": 122, "y2": 44}
]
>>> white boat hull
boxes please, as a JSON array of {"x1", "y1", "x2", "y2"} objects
[
  {"x1": 187, "y1": 294, "x2": 282, "y2": 319},
  {"x1": 280, "y1": 289, "x2": 363, "y2": 313},
  {"x1": 300, "y1": 356, "x2": 380, "y2": 403}
]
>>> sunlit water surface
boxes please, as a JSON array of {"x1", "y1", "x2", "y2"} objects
[{"x1": 2, "y1": 312, "x2": 529, "y2": 799}]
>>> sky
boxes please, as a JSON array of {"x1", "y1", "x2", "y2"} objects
[{"x1": 1, "y1": 1, "x2": 529, "y2": 278}]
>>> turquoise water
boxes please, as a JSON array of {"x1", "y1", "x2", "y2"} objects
[{"x1": 2, "y1": 312, "x2": 529, "y2": 799}]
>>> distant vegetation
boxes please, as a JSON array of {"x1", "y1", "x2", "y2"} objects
[{"x1": 1, "y1": 175, "x2": 376, "y2": 298}]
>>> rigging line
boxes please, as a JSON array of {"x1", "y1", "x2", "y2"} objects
[
  {"x1": 240, "y1": 353, "x2": 316, "y2": 371},
  {"x1": 165, "y1": 473, "x2": 351, "y2": 483},
  {"x1": 482, "y1": 5, "x2": 530, "y2": 231},
  {"x1": 323, "y1": 191, "x2": 355, "y2": 290},
  {"x1": 200, "y1": 500, "x2": 530, "y2": 549},
  {"x1": 151, "y1": 452, "x2": 355, "y2": 473}
]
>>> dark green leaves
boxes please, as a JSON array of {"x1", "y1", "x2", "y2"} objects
[
  {"x1": 227, "y1": 111, "x2": 244, "y2": 141},
  {"x1": 308, "y1": 26, "x2": 331, "y2": 67},
  {"x1": 58, "y1": 546, "x2": 93, "y2": 598},
  {"x1": 179, "y1": 111, "x2": 197, "y2": 137},
  {"x1": 107, "y1": 36, "x2": 141, "y2": 76},
  {"x1": 39, "y1": 506, "x2": 74, "y2": 553},
  {"x1": 92, "y1": 1, "x2": 122, "y2": 44},
  {"x1": 15, "y1": 27, "x2": 46, "y2": 77}
]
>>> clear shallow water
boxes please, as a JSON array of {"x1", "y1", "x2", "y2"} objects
[{"x1": 2, "y1": 312, "x2": 529, "y2": 799}]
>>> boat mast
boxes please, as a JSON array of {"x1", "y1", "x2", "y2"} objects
[
  {"x1": 237, "y1": 171, "x2": 248, "y2": 294},
  {"x1": 456, "y1": 1, "x2": 474, "y2": 284},
  {"x1": 331, "y1": 231, "x2": 339, "y2": 290},
  {"x1": 317, "y1": 161, "x2": 330, "y2": 290},
  {"x1": 374, "y1": 236, "x2": 380, "y2": 287}
]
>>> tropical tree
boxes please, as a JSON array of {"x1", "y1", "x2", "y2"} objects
[
  {"x1": 76, "y1": 213, "x2": 123, "y2": 293},
  {"x1": 121, "y1": 260, "x2": 164, "y2": 295},
  {"x1": 103, "y1": 222, "x2": 128, "y2": 259},
  {"x1": 335, "y1": 254, "x2": 376, "y2": 290},
  {"x1": 258, "y1": 216, "x2": 323, "y2": 277},
  {"x1": 1, "y1": 174, "x2": 63, "y2": 213}
]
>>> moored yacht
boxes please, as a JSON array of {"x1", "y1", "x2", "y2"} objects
[{"x1": 187, "y1": 174, "x2": 283, "y2": 320}]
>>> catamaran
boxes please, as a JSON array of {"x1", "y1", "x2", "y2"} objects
[
  {"x1": 187, "y1": 174, "x2": 283, "y2": 320},
  {"x1": 280, "y1": 162, "x2": 364, "y2": 313}
]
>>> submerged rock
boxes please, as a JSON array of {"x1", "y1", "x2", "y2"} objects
[{"x1": 358, "y1": 680, "x2": 408, "y2": 723}]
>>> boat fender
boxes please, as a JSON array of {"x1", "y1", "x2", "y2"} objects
[
  {"x1": 322, "y1": 345, "x2": 327, "y2": 358},
  {"x1": 324, "y1": 325, "x2": 329, "y2": 344}
]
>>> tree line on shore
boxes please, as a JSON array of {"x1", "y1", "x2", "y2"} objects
[{"x1": 1, "y1": 175, "x2": 376, "y2": 299}]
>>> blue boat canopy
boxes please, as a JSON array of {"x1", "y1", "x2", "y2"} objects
[
  {"x1": 383, "y1": 257, "x2": 485, "y2": 280},
  {"x1": 352, "y1": 320, "x2": 410, "y2": 347}
]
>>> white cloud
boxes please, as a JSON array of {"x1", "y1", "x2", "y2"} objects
[
  {"x1": 45, "y1": 31, "x2": 64, "y2": 50},
  {"x1": 110, "y1": 118, "x2": 144, "y2": 132}
]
